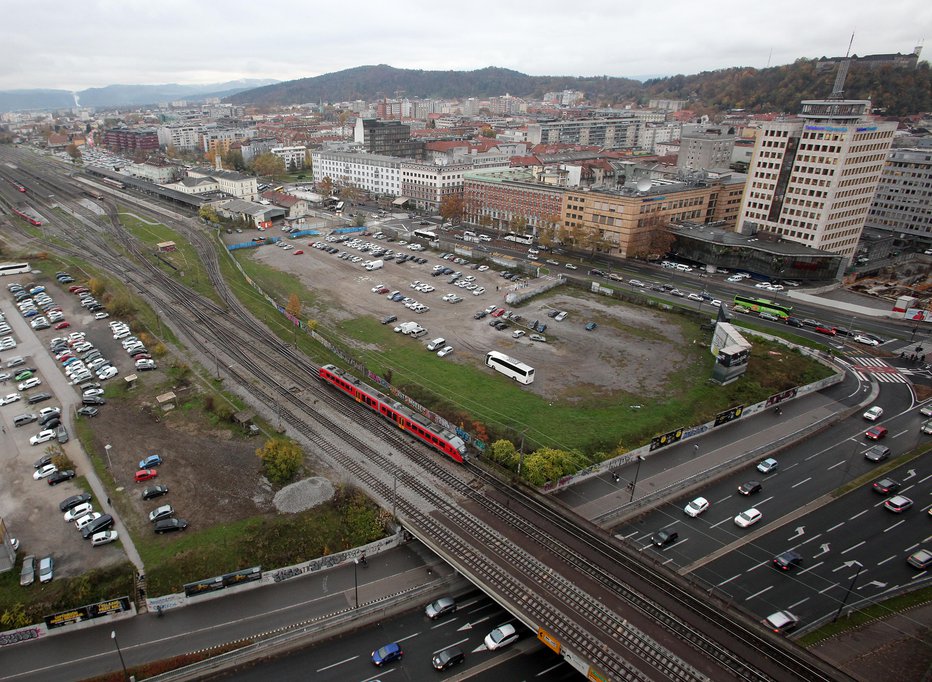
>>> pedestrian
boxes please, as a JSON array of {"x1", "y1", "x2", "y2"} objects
[
  {"x1": 107, "y1": 496, "x2": 111, "y2": 506},
  {"x1": 1, "y1": 425, "x2": 4, "y2": 433},
  {"x1": 693, "y1": 443, "x2": 699, "y2": 454}
]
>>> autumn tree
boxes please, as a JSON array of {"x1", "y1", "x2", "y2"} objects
[
  {"x1": 521, "y1": 447, "x2": 588, "y2": 486},
  {"x1": 338, "y1": 110, "x2": 351, "y2": 139},
  {"x1": 251, "y1": 152, "x2": 285, "y2": 178},
  {"x1": 199, "y1": 205, "x2": 221, "y2": 223},
  {"x1": 340, "y1": 185, "x2": 361, "y2": 206},
  {"x1": 508, "y1": 215, "x2": 528, "y2": 235},
  {"x1": 65, "y1": 143, "x2": 81, "y2": 161},
  {"x1": 480, "y1": 127, "x2": 496, "y2": 138},
  {"x1": 318, "y1": 176, "x2": 334, "y2": 198},
  {"x1": 439, "y1": 194, "x2": 464, "y2": 225},
  {"x1": 257, "y1": 438, "x2": 304, "y2": 486},
  {"x1": 488, "y1": 439, "x2": 519, "y2": 469},
  {"x1": 222, "y1": 148, "x2": 246, "y2": 172},
  {"x1": 286, "y1": 293, "x2": 302, "y2": 319}
]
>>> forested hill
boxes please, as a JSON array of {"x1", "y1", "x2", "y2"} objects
[{"x1": 229, "y1": 61, "x2": 931, "y2": 116}]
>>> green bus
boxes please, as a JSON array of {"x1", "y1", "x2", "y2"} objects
[{"x1": 733, "y1": 295, "x2": 793, "y2": 319}]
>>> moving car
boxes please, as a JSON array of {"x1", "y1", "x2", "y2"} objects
[
  {"x1": 883, "y1": 495, "x2": 913, "y2": 513},
  {"x1": 864, "y1": 445, "x2": 891, "y2": 462},
  {"x1": 862, "y1": 406, "x2": 884, "y2": 421},
  {"x1": 650, "y1": 529, "x2": 678, "y2": 547},
  {"x1": 853, "y1": 334, "x2": 880, "y2": 346},
  {"x1": 684, "y1": 497, "x2": 710, "y2": 517},
  {"x1": 772, "y1": 550, "x2": 803, "y2": 571},
  {"x1": 425, "y1": 596, "x2": 457, "y2": 620},
  {"x1": 756, "y1": 458, "x2": 778, "y2": 474},
  {"x1": 432, "y1": 646, "x2": 465, "y2": 671},
  {"x1": 763, "y1": 610, "x2": 799, "y2": 634},
  {"x1": 484, "y1": 623, "x2": 519, "y2": 650},
  {"x1": 871, "y1": 478, "x2": 901, "y2": 495},
  {"x1": 738, "y1": 480, "x2": 762, "y2": 496},
  {"x1": 734, "y1": 508, "x2": 762, "y2": 528},
  {"x1": 907, "y1": 549, "x2": 932, "y2": 570},
  {"x1": 371, "y1": 642, "x2": 403, "y2": 666},
  {"x1": 865, "y1": 425, "x2": 888, "y2": 440}
]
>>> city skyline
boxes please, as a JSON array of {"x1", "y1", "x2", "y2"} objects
[{"x1": 2, "y1": 0, "x2": 928, "y2": 92}]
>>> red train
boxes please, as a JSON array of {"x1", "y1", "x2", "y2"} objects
[
  {"x1": 11, "y1": 208, "x2": 41, "y2": 226},
  {"x1": 319, "y1": 364, "x2": 468, "y2": 463}
]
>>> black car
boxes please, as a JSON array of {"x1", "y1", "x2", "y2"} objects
[
  {"x1": 772, "y1": 550, "x2": 803, "y2": 571},
  {"x1": 27, "y1": 393, "x2": 53, "y2": 404},
  {"x1": 82, "y1": 395, "x2": 106, "y2": 406},
  {"x1": 473, "y1": 311, "x2": 487, "y2": 319},
  {"x1": 785, "y1": 317, "x2": 804, "y2": 328},
  {"x1": 432, "y1": 646, "x2": 465, "y2": 671},
  {"x1": 59, "y1": 492, "x2": 92, "y2": 512},
  {"x1": 650, "y1": 529, "x2": 678, "y2": 547},
  {"x1": 142, "y1": 485, "x2": 169, "y2": 501},
  {"x1": 47, "y1": 470, "x2": 76, "y2": 486},
  {"x1": 381, "y1": 315, "x2": 397, "y2": 325},
  {"x1": 82, "y1": 514, "x2": 114, "y2": 539},
  {"x1": 871, "y1": 478, "x2": 901, "y2": 495},
  {"x1": 154, "y1": 518, "x2": 188, "y2": 534},
  {"x1": 34, "y1": 453, "x2": 53, "y2": 469},
  {"x1": 77, "y1": 406, "x2": 99, "y2": 417},
  {"x1": 738, "y1": 480, "x2": 762, "y2": 496},
  {"x1": 40, "y1": 417, "x2": 60, "y2": 430}
]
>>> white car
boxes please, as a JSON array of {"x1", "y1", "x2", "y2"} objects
[
  {"x1": 863, "y1": 406, "x2": 884, "y2": 421},
  {"x1": 94, "y1": 312, "x2": 110, "y2": 320},
  {"x1": 0, "y1": 337, "x2": 18, "y2": 350},
  {"x1": 564, "y1": 263, "x2": 578, "y2": 270},
  {"x1": 30, "y1": 429, "x2": 57, "y2": 446},
  {"x1": 64, "y1": 503, "x2": 94, "y2": 523},
  {"x1": 0, "y1": 392, "x2": 21, "y2": 406},
  {"x1": 437, "y1": 346, "x2": 453, "y2": 358},
  {"x1": 75, "y1": 512, "x2": 102, "y2": 530},
  {"x1": 113, "y1": 330, "x2": 130, "y2": 340},
  {"x1": 853, "y1": 334, "x2": 879, "y2": 346},
  {"x1": 484, "y1": 624, "x2": 519, "y2": 651},
  {"x1": 91, "y1": 530, "x2": 118, "y2": 546},
  {"x1": 33, "y1": 463, "x2": 58, "y2": 479},
  {"x1": 97, "y1": 366, "x2": 119, "y2": 380},
  {"x1": 684, "y1": 497, "x2": 710, "y2": 517},
  {"x1": 39, "y1": 407, "x2": 61, "y2": 419},
  {"x1": 555, "y1": 311, "x2": 567, "y2": 322},
  {"x1": 734, "y1": 508, "x2": 762, "y2": 528}
]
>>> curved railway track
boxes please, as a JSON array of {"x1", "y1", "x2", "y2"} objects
[{"x1": 0, "y1": 153, "x2": 850, "y2": 681}]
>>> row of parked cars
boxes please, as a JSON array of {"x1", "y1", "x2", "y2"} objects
[{"x1": 133, "y1": 455, "x2": 187, "y2": 533}]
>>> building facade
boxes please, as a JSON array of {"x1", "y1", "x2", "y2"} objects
[
  {"x1": 526, "y1": 116, "x2": 641, "y2": 150},
  {"x1": 677, "y1": 124, "x2": 736, "y2": 171},
  {"x1": 157, "y1": 124, "x2": 204, "y2": 152},
  {"x1": 270, "y1": 145, "x2": 308, "y2": 171},
  {"x1": 736, "y1": 99, "x2": 896, "y2": 260},
  {"x1": 866, "y1": 147, "x2": 932, "y2": 242},
  {"x1": 400, "y1": 161, "x2": 488, "y2": 212},
  {"x1": 102, "y1": 128, "x2": 159, "y2": 154},
  {"x1": 463, "y1": 169, "x2": 566, "y2": 232},
  {"x1": 310, "y1": 150, "x2": 402, "y2": 196},
  {"x1": 354, "y1": 118, "x2": 425, "y2": 158}
]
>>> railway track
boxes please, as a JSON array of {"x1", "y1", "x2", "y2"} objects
[{"x1": 0, "y1": 151, "x2": 851, "y2": 681}]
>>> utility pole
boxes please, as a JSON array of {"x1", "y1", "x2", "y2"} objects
[{"x1": 833, "y1": 560, "x2": 863, "y2": 622}]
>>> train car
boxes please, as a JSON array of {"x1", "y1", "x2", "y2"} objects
[
  {"x1": 11, "y1": 208, "x2": 41, "y2": 226},
  {"x1": 101, "y1": 177, "x2": 125, "y2": 189},
  {"x1": 318, "y1": 364, "x2": 468, "y2": 463}
]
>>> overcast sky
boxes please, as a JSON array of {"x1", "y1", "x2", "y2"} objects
[{"x1": 3, "y1": 0, "x2": 929, "y2": 91}]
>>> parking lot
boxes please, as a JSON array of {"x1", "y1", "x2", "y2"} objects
[{"x1": 242, "y1": 228, "x2": 691, "y2": 401}]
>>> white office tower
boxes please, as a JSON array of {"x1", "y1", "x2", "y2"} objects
[{"x1": 737, "y1": 99, "x2": 896, "y2": 260}]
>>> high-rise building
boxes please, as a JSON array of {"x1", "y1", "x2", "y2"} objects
[
  {"x1": 866, "y1": 147, "x2": 932, "y2": 241},
  {"x1": 736, "y1": 99, "x2": 896, "y2": 260},
  {"x1": 354, "y1": 118, "x2": 424, "y2": 158},
  {"x1": 677, "y1": 124, "x2": 736, "y2": 171}
]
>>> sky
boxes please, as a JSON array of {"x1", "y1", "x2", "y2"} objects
[{"x1": 2, "y1": 0, "x2": 929, "y2": 91}]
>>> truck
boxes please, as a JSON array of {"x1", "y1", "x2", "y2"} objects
[{"x1": 365, "y1": 259, "x2": 384, "y2": 271}]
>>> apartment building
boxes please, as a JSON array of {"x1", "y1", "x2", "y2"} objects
[
  {"x1": 311, "y1": 150, "x2": 402, "y2": 196},
  {"x1": 400, "y1": 159, "x2": 511, "y2": 212},
  {"x1": 677, "y1": 124, "x2": 736, "y2": 171},
  {"x1": 270, "y1": 145, "x2": 308, "y2": 171},
  {"x1": 737, "y1": 99, "x2": 896, "y2": 260},
  {"x1": 102, "y1": 128, "x2": 159, "y2": 153},
  {"x1": 866, "y1": 147, "x2": 932, "y2": 241},
  {"x1": 463, "y1": 168, "x2": 566, "y2": 232},
  {"x1": 354, "y1": 118, "x2": 424, "y2": 158},
  {"x1": 201, "y1": 127, "x2": 257, "y2": 157},
  {"x1": 526, "y1": 116, "x2": 641, "y2": 150},
  {"x1": 157, "y1": 124, "x2": 205, "y2": 152}
]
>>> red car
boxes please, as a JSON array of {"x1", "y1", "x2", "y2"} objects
[
  {"x1": 68, "y1": 285, "x2": 85, "y2": 293},
  {"x1": 294, "y1": 250, "x2": 304, "y2": 255},
  {"x1": 865, "y1": 425, "x2": 888, "y2": 440},
  {"x1": 491, "y1": 309, "x2": 506, "y2": 317},
  {"x1": 53, "y1": 321, "x2": 71, "y2": 329},
  {"x1": 134, "y1": 469, "x2": 158, "y2": 483},
  {"x1": 815, "y1": 326, "x2": 836, "y2": 336}
]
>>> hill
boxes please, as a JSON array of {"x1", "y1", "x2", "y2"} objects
[{"x1": 229, "y1": 62, "x2": 932, "y2": 116}]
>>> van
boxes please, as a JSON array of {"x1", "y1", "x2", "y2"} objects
[
  {"x1": 675, "y1": 264, "x2": 692, "y2": 272},
  {"x1": 426, "y1": 337, "x2": 446, "y2": 351},
  {"x1": 6, "y1": 356, "x2": 25, "y2": 368},
  {"x1": 410, "y1": 328, "x2": 428, "y2": 339},
  {"x1": 365, "y1": 259, "x2": 384, "y2": 271}
]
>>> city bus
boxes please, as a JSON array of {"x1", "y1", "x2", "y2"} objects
[
  {"x1": 486, "y1": 351, "x2": 535, "y2": 384},
  {"x1": 503, "y1": 232, "x2": 534, "y2": 246},
  {"x1": 0, "y1": 262, "x2": 32, "y2": 276},
  {"x1": 413, "y1": 229, "x2": 438, "y2": 241},
  {"x1": 733, "y1": 295, "x2": 793, "y2": 319}
]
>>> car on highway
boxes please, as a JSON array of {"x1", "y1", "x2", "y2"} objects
[
  {"x1": 139, "y1": 454, "x2": 163, "y2": 469},
  {"x1": 371, "y1": 642, "x2": 403, "y2": 667},
  {"x1": 734, "y1": 508, "x2": 762, "y2": 528},
  {"x1": 142, "y1": 485, "x2": 169, "y2": 501},
  {"x1": 756, "y1": 458, "x2": 778, "y2": 474},
  {"x1": 20, "y1": 555, "x2": 36, "y2": 586},
  {"x1": 907, "y1": 549, "x2": 932, "y2": 570},
  {"x1": 154, "y1": 518, "x2": 188, "y2": 534},
  {"x1": 684, "y1": 497, "x2": 710, "y2": 517},
  {"x1": 871, "y1": 478, "x2": 901, "y2": 494},
  {"x1": 484, "y1": 623, "x2": 519, "y2": 650},
  {"x1": 883, "y1": 495, "x2": 913, "y2": 513},
  {"x1": 432, "y1": 645, "x2": 465, "y2": 671},
  {"x1": 864, "y1": 445, "x2": 891, "y2": 462},
  {"x1": 650, "y1": 529, "x2": 678, "y2": 548},
  {"x1": 738, "y1": 480, "x2": 762, "y2": 496},
  {"x1": 862, "y1": 406, "x2": 884, "y2": 421},
  {"x1": 865, "y1": 425, "x2": 888, "y2": 440},
  {"x1": 772, "y1": 550, "x2": 803, "y2": 571},
  {"x1": 922, "y1": 419, "x2": 932, "y2": 435},
  {"x1": 763, "y1": 610, "x2": 799, "y2": 634},
  {"x1": 135, "y1": 469, "x2": 158, "y2": 483},
  {"x1": 425, "y1": 596, "x2": 457, "y2": 620}
]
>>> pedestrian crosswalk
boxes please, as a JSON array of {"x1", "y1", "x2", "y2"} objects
[{"x1": 845, "y1": 356, "x2": 911, "y2": 384}]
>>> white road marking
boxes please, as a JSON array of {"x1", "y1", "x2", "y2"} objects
[
  {"x1": 827, "y1": 522, "x2": 845, "y2": 532},
  {"x1": 792, "y1": 477, "x2": 812, "y2": 489},
  {"x1": 747, "y1": 560, "x2": 768, "y2": 572},
  {"x1": 841, "y1": 541, "x2": 866, "y2": 554},
  {"x1": 884, "y1": 520, "x2": 906, "y2": 533},
  {"x1": 717, "y1": 574, "x2": 741, "y2": 587},
  {"x1": 819, "y1": 583, "x2": 840, "y2": 594},
  {"x1": 877, "y1": 555, "x2": 898, "y2": 565},
  {"x1": 849, "y1": 509, "x2": 869, "y2": 520},
  {"x1": 788, "y1": 597, "x2": 810, "y2": 610},
  {"x1": 316, "y1": 656, "x2": 359, "y2": 672},
  {"x1": 744, "y1": 585, "x2": 773, "y2": 602},
  {"x1": 827, "y1": 460, "x2": 847, "y2": 470},
  {"x1": 798, "y1": 561, "x2": 824, "y2": 575}
]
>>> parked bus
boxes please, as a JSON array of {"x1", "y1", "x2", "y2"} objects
[
  {"x1": 486, "y1": 351, "x2": 535, "y2": 384},
  {"x1": 0, "y1": 262, "x2": 31, "y2": 276},
  {"x1": 733, "y1": 295, "x2": 793, "y2": 319},
  {"x1": 503, "y1": 232, "x2": 533, "y2": 246},
  {"x1": 413, "y1": 229, "x2": 438, "y2": 241}
]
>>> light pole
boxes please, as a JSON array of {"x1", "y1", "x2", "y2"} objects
[
  {"x1": 353, "y1": 559, "x2": 359, "y2": 608},
  {"x1": 104, "y1": 444, "x2": 112, "y2": 469},
  {"x1": 833, "y1": 560, "x2": 864, "y2": 622},
  {"x1": 629, "y1": 455, "x2": 644, "y2": 502},
  {"x1": 111, "y1": 630, "x2": 129, "y2": 681},
  {"x1": 392, "y1": 470, "x2": 398, "y2": 522}
]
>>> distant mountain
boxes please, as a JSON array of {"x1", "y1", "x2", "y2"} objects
[
  {"x1": 228, "y1": 62, "x2": 932, "y2": 116},
  {"x1": 0, "y1": 79, "x2": 279, "y2": 113}
]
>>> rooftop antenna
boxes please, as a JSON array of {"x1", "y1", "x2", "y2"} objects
[{"x1": 830, "y1": 32, "x2": 856, "y2": 99}]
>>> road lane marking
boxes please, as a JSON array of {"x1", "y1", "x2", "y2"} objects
[
  {"x1": 792, "y1": 477, "x2": 812, "y2": 489},
  {"x1": 745, "y1": 585, "x2": 773, "y2": 602},
  {"x1": 747, "y1": 560, "x2": 768, "y2": 572},
  {"x1": 878, "y1": 554, "x2": 898, "y2": 565},
  {"x1": 710, "y1": 517, "x2": 732, "y2": 529},
  {"x1": 788, "y1": 597, "x2": 810, "y2": 609},
  {"x1": 919, "y1": 473, "x2": 932, "y2": 484},
  {"x1": 716, "y1": 494, "x2": 733, "y2": 503},
  {"x1": 912, "y1": 571, "x2": 929, "y2": 580},
  {"x1": 316, "y1": 656, "x2": 359, "y2": 672},
  {"x1": 799, "y1": 533, "x2": 823, "y2": 545},
  {"x1": 537, "y1": 662, "x2": 567, "y2": 676},
  {"x1": 718, "y1": 574, "x2": 741, "y2": 586},
  {"x1": 827, "y1": 460, "x2": 847, "y2": 470},
  {"x1": 798, "y1": 561, "x2": 824, "y2": 575},
  {"x1": 849, "y1": 509, "x2": 869, "y2": 520},
  {"x1": 820, "y1": 583, "x2": 840, "y2": 594},
  {"x1": 827, "y1": 522, "x2": 845, "y2": 532},
  {"x1": 841, "y1": 541, "x2": 866, "y2": 554},
  {"x1": 884, "y1": 520, "x2": 906, "y2": 533},
  {"x1": 757, "y1": 495, "x2": 774, "y2": 506},
  {"x1": 893, "y1": 429, "x2": 909, "y2": 438}
]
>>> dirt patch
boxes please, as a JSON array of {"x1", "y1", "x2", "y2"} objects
[
  {"x1": 249, "y1": 241, "x2": 689, "y2": 402},
  {"x1": 273, "y1": 477, "x2": 335, "y2": 513}
]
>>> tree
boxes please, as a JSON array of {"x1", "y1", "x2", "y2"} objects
[
  {"x1": 509, "y1": 215, "x2": 528, "y2": 235},
  {"x1": 354, "y1": 213, "x2": 366, "y2": 227},
  {"x1": 286, "y1": 293, "x2": 302, "y2": 318},
  {"x1": 222, "y1": 148, "x2": 246, "y2": 172},
  {"x1": 65, "y1": 143, "x2": 81, "y2": 161},
  {"x1": 488, "y1": 439, "x2": 519, "y2": 469},
  {"x1": 318, "y1": 176, "x2": 334, "y2": 198},
  {"x1": 256, "y1": 438, "x2": 304, "y2": 486},
  {"x1": 340, "y1": 185, "x2": 361, "y2": 206},
  {"x1": 252, "y1": 152, "x2": 285, "y2": 178},
  {"x1": 199, "y1": 205, "x2": 221, "y2": 223},
  {"x1": 338, "y1": 110, "x2": 351, "y2": 139},
  {"x1": 521, "y1": 447, "x2": 588, "y2": 486},
  {"x1": 538, "y1": 213, "x2": 561, "y2": 248},
  {"x1": 439, "y1": 194, "x2": 464, "y2": 225},
  {"x1": 480, "y1": 127, "x2": 496, "y2": 138}
]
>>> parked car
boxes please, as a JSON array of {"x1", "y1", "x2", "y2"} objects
[
  {"x1": 138, "y1": 454, "x2": 163, "y2": 469},
  {"x1": 135, "y1": 469, "x2": 158, "y2": 483},
  {"x1": 30, "y1": 430, "x2": 56, "y2": 446},
  {"x1": 20, "y1": 555, "x2": 36, "y2": 586},
  {"x1": 82, "y1": 514, "x2": 114, "y2": 539},
  {"x1": 154, "y1": 518, "x2": 188, "y2": 534},
  {"x1": 142, "y1": 485, "x2": 169, "y2": 501},
  {"x1": 47, "y1": 469, "x2": 75, "y2": 486},
  {"x1": 91, "y1": 530, "x2": 119, "y2": 547},
  {"x1": 59, "y1": 493, "x2": 92, "y2": 512},
  {"x1": 64, "y1": 502, "x2": 94, "y2": 523},
  {"x1": 148, "y1": 504, "x2": 174, "y2": 522}
]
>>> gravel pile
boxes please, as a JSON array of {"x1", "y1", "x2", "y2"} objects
[{"x1": 273, "y1": 477, "x2": 335, "y2": 513}]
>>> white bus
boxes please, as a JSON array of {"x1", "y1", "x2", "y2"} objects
[
  {"x1": 503, "y1": 232, "x2": 534, "y2": 246},
  {"x1": 413, "y1": 229, "x2": 438, "y2": 241},
  {"x1": 0, "y1": 262, "x2": 31, "y2": 276},
  {"x1": 486, "y1": 351, "x2": 535, "y2": 384}
]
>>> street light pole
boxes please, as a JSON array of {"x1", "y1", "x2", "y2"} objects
[
  {"x1": 111, "y1": 630, "x2": 129, "y2": 681},
  {"x1": 353, "y1": 559, "x2": 359, "y2": 609},
  {"x1": 832, "y1": 560, "x2": 864, "y2": 622},
  {"x1": 629, "y1": 455, "x2": 644, "y2": 502},
  {"x1": 104, "y1": 444, "x2": 112, "y2": 470}
]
